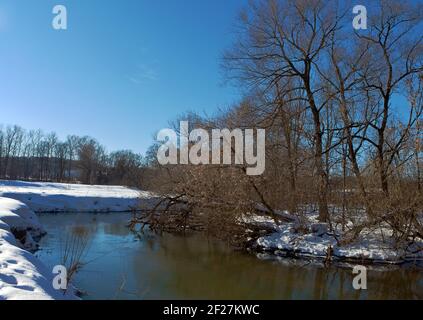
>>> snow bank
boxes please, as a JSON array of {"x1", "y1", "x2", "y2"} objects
[
  {"x1": 0, "y1": 180, "x2": 159, "y2": 213},
  {"x1": 254, "y1": 212, "x2": 423, "y2": 264},
  {"x1": 0, "y1": 197, "x2": 76, "y2": 300}
]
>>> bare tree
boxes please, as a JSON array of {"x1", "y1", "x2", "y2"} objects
[
  {"x1": 356, "y1": 0, "x2": 423, "y2": 195},
  {"x1": 223, "y1": 0, "x2": 349, "y2": 221}
]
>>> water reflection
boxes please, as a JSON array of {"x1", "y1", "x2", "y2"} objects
[{"x1": 36, "y1": 213, "x2": 423, "y2": 300}]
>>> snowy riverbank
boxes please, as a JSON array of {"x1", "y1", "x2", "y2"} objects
[
  {"x1": 0, "y1": 180, "x2": 155, "y2": 300},
  {"x1": 251, "y1": 212, "x2": 423, "y2": 265},
  {"x1": 0, "y1": 197, "x2": 77, "y2": 300}
]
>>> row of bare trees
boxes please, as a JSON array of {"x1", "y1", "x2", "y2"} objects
[
  {"x1": 0, "y1": 125, "x2": 144, "y2": 186},
  {"x1": 141, "y1": 0, "x2": 422, "y2": 246}
]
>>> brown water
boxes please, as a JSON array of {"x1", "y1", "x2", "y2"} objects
[{"x1": 36, "y1": 213, "x2": 423, "y2": 300}]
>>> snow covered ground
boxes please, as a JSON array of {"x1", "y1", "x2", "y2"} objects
[
  {"x1": 0, "y1": 180, "x2": 159, "y2": 300},
  {"x1": 0, "y1": 180, "x2": 159, "y2": 213},
  {"x1": 251, "y1": 212, "x2": 423, "y2": 264}
]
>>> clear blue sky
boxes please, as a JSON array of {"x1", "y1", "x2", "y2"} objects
[
  {"x1": 0, "y1": 0, "x2": 244, "y2": 154},
  {"x1": 1, "y1": 1, "x2": 420, "y2": 154}
]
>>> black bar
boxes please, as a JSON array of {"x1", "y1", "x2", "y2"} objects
[{"x1": 1, "y1": 300, "x2": 421, "y2": 319}]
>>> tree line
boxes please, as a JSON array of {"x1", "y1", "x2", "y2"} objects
[{"x1": 0, "y1": 125, "x2": 144, "y2": 187}]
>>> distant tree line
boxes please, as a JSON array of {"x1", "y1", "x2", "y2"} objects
[{"x1": 0, "y1": 125, "x2": 145, "y2": 187}]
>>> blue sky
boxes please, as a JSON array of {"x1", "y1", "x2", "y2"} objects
[
  {"x1": 0, "y1": 1, "x2": 420, "y2": 154},
  {"x1": 0, "y1": 0, "x2": 244, "y2": 154}
]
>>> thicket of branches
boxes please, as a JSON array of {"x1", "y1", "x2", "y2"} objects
[
  {"x1": 0, "y1": 125, "x2": 144, "y2": 187},
  {"x1": 140, "y1": 0, "x2": 423, "y2": 247}
]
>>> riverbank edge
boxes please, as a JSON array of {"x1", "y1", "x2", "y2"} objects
[
  {"x1": 246, "y1": 214, "x2": 423, "y2": 267},
  {"x1": 0, "y1": 197, "x2": 78, "y2": 300}
]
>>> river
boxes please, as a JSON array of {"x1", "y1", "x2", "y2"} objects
[{"x1": 35, "y1": 212, "x2": 423, "y2": 300}]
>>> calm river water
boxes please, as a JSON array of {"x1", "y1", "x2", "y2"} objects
[{"x1": 35, "y1": 213, "x2": 422, "y2": 300}]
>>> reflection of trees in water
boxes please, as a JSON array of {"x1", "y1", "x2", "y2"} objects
[
  {"x1": 311, "y1": 266, "x2": 422, "y2": 300},
  {"x1": 103, "y1": 222, "x2": 132, "y2": 237},
  {"x1": 128, "y1": 234, "x2": 422, "y2": 299},
  {"x1": 60, "y1": 224, "x2": 94, "y2": 289},
  {"x1": 366, "y1": 269, "x2": 422, "y2": 299}
]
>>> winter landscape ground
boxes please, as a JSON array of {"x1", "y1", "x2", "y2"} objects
[{"x1": 0, "y1": 180, "x2": 421, "y2": 300}]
